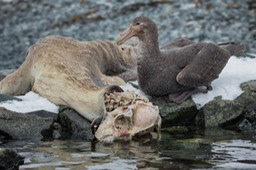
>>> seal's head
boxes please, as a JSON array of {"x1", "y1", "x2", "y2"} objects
[{"x1": 95, "y1": 100, "x2": 161, "y2": 143}]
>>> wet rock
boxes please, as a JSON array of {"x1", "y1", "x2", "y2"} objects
[
  {"x1": 175, "y1": 138, "x2": 212, "y2": 150},
  {"x1": 244, "y1": 102, "x2": 256, "y2": 124},
  {"x1": 151, "y1": 97, "x2": 197, "y2": 127},
  {"x1": 0, "y1": 107, "x2": 56, "y2": 140},
  {"x1": 0, "y1": 130, "x2": 12, "y2": 144},
  {"x1": 197, "y1": 97, "x2": 243, "y2": 128},
  {"x1": 42, "y1": 106, "x2": 94, "y2": 141},
  {"x1": 226, "y1": 101, "x2": 256, "y2": 132},
  {"x1": 162, "y1": 126, "x2": 189, "y2": 134},
  {"x1": 0, "y1": 148, "x2": 24, "y2": 170},
  {"x1": 196, "y1": 80, "x2": 256, "y2": 128},
  {"x1": 149, "y1": 80, "x2": 256, "y2": 131},
  {"x1": 0, "y1": 93, "x2": 21, "y2": 102},
  {"x1": 238, "y1": 119, "x2": 254, "y2": 132}
]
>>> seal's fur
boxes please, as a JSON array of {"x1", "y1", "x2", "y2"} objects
[{"x1": 0, "y1": 36, "x2": 137, "y2": 121}]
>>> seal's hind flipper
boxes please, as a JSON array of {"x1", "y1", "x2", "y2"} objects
[{"x1": 0, "y1": 65, "x2": 32, "y2": 95}]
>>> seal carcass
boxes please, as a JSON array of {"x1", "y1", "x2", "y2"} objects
[{"x1": 0, "y1": 35, "x2": 138, "y2": 121}]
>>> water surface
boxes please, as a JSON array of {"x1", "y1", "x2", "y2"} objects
[{"x1": 4, "y1": 128, "x2": 256, "y2": 169}]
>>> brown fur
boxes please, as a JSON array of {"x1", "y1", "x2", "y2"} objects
[{"x1": 0, "y1": 35, "x2": 137, "y2": 121}]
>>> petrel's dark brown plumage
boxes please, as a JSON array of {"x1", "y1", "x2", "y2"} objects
[{"x1": 116, "y1": 16, "x2": 245, "y2": 103}]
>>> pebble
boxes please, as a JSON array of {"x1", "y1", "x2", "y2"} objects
[{"x1": 0, "y1": 0, "x2": 255, "y2": 69}]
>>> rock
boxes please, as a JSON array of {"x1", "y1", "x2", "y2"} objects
[
  {"x1": 161, "y1": 126, "x2": 189, "y2": 134},
  {"x1": 0, "y1": 93, "x2": 21, "y2": 102},
  {"x1": 0, "y1": 148, "x2": 24, "y2": 170},
  {"x1": 0, "y1": 130, "x2": 12, "y2": 144},
  {"x1": 151, "y1": 97, "x2": 198, "y2": 127},
  {"x1": 175, "y1": 138, "x2": 212, "y2": 150},
  {"x1": 197, "y1": 97, "x2": 243, "y2": 127},
  {"x1": 244, "y1": 102, "x2": 256, "y2": 125},
  {"x1": 227, "y1": 81, "x2": 256, "y2": 132},
  {"x1": 149, "y1": 80, "x2": 256, "y2": 132},
  {"x1": 196, "y1": 80, "x2": 256, "y2": 128},
  {"x1": 42, "y1": 106, "x2": 94, "y2": 141},
  {"x1": 0, "y1": 107, "x2": 56, "y2": 140}
]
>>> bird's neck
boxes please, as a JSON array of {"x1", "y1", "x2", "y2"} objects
[
  {"x1": 137, "y1": 32, "x2": 161, "y2": 83},
  {"x1": 139, "y1": 33, "x2": 160, "y2": 58}
]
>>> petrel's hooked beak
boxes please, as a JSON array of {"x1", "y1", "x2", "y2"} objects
[{"x1": 116, "y1": 25, "x2": 141, "y2": 45}]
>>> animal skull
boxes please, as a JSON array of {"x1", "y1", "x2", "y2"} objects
[{"x1": 95, "y1": 91, "x2": 161, "y2": 143}]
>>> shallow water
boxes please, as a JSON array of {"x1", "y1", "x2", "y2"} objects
[{"x1": 3, "y1": 128, "x2": 256, "y2": 170}]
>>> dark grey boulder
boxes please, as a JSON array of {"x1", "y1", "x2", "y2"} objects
[
  {"x1": 0, "y1": 94, "x2": 94, "y2": 142},
  {"x1": 41, "y1": 106, "x2": 94, "y2": 141},
  {"x1": 242, "y1": 102, "x2": 256, "y2": 131},
  {"x1": 0, "y1": 129, "x2": 12, "y2": 144},
  {"x1": 0, "y1": 93, "x2": 21, "y2": 102},
  {"x1": 0, "y1": 148, "x2": 24, "y2": 170},
  {"x1": 196, "y1": 80, "x2": 256, "y2": 129},
  {"x1": 0, "y1": 107, "x2": 56, "y2": 140},
  {"x1": 197, "y1": 97, "x2": 243, "y2": 127},
  {"x1": 149, "y1": 80, "x2": 256, "y2": 133},
  {"x1": 151, "y1": 97, "x2": 198, "y2": 127}
]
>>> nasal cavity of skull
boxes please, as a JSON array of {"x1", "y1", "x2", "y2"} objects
[{"x1": 115, "y1": 118, "x2": 130, "y2": 130}]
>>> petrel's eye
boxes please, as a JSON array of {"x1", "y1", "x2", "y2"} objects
[{"x1": 136, "y1": 22, "x2": 140, "y2": 25}]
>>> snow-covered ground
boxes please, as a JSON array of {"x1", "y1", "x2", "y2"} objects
[
  {"x1": 0, "y1": 91, "x2": 59, "y2": 113},
  {"x1": 192, "y1": 56, "x2": 256, "y2": 108}
]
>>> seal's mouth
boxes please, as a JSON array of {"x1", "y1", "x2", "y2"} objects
[{"x1": 116, "y1": 25, "x2": 141, "y2": 45}]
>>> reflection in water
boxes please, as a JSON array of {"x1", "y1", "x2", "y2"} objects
[
  {"x1": 211, "y1": 139, "x2": 256, "y2": 169},
  {"x1": 4, "y1": 128, "x2": 255, "y2": 169},
  {"x1": 87, "y1": 159, "x2": 137, "y2": 170}
]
